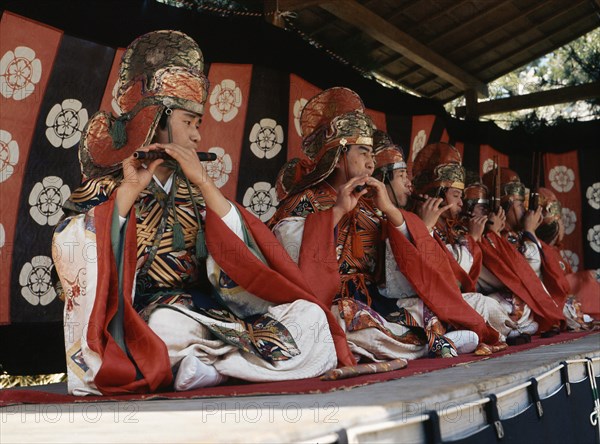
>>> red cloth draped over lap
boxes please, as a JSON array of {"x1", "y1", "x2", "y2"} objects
[
  {"x1": 432, "y1": 232, "x2": 482, "y2": 293},
  {"x1": 87, "y1": 197, "x2": 173, "y2": 395},
  {"x1": 478, "y1": 232, "x2": 566, "y2": 332},
  {"x1": 387, "y1": 211, "x2": 500, "y2": 345},
  {"x1": 205, "y1": 203, "x2": 355, "y2": 367},
  {"x1": 539, "y1": 241, "x2": 571, "y2": 312}
]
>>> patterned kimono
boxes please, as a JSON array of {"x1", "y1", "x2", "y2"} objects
[
  {"x1": 271, "y1": 182, "x2": 463, "y2": 361},
  {"x1": 54, "y1": 173, "x2": 341, "y2": 395}
]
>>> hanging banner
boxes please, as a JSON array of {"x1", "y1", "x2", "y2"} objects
[
  {"x1": 544, "y1": 151, "x2": 584, "y2": 271},
  {"x1": 197, "y1": 63, "x2": 253, "y2": 202},
  {"x1": 0, "y1": 12, "x2": 63, "y2": 324},
  {"x1": 9, "y1": 34, "x2": 115, "y2": 323},
  {"x1": 287, "y1": 74, "x2": 321, "y2": 161},
  {"x1": 479, "y1": 145, "x2": 509, "y2": 177},
  {"x1": 235, "y1": 65, "x2": 289, "y2": 223}
]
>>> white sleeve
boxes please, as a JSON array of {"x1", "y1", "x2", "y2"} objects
[
  {"x1": 395, "y1": 221, "x2": 413, "y2": 241},
  {"x1": 220, "y1": 202, "x2": 244, "y2": 241},
  {"x1": 380, "y1": 224, "x2": 418, "y2": 298},
  {"x1": 446, "y1": 243, "x2": 474, "y2": 274},
  {"x1": 522, "y1": 240, "x2": 543, "y2": 278},
  {"x1": 272, "y1": 217, "x2": 306, "y2": 264}
]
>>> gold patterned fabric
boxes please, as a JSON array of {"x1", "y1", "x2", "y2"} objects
[
  {"x1": 276, "y1": 87, "x2": 375, "y2": 200},
  {"x1": 412, "y1": 142, "x2": 465, "y2": 195},
  {"x1": 63, "y1": 175, "x2": 206, "y2": 302},
  {"x1": 270, "y1": 182, "x2": 383, "y2": 301},
  {"x1": 79, "y1": 30, "x2": 209, "y2": 179}
]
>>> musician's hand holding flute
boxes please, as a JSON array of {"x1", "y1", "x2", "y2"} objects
[{"x1": 133, "y1": 150, "x2": 217, "y2": 161}]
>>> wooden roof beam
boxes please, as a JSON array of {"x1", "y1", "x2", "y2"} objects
[
  {"x1": 409, "y1": 6, "x2": 592, "y2": 95},
  {"x1": 455, "y1": 82, "x2": 600, "y2": 117},
  {"x1": 277, "y1": 0, "x2": 327, "y2": 11},
  {"x1": 319, "y1": 0, "x2": 488, "y2": 98},
  {"x1": 377, "y1": 0, "x2": 513, "y2": 71}
]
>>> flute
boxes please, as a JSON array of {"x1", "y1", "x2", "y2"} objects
[{"x1": 133, "y1": 151, "x2": 217, "y2": 161}]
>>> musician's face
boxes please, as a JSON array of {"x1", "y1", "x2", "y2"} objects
[
  {"x1": 154, "y1": 109, "x2": 202, "y2": 149},
  {"x1": 506, "y1": 197, "x2": 525, "y2": 229},
  {"x1": 444, "y1": 187, "x2": 463, "y2": 218},
  {"x1": 472, "y1": 203, "x2": 489, "y2": 217},
  {"x1": 339, "y1": 144, "x2": 375, "y2": 178},
  {"x1": 386, "y1": 168, "x2": 411, "y2": 207}
]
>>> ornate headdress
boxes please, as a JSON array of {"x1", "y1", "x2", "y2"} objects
[
  {"x1": 79, "y1": 30, "x2": 209, "y2": 178},
  {"x1": 481, "y1": 167, "x2": 526, "y2": 204},
  {"x1": 373, "y1": 130, "x2": 406, "y2": 181},
  {"x1": 411, "y1": 142, "x2": 465, "y2": 196},
  {"x1": 276, "y1": 87, "x2": 374, "y2": 200},
  {"x1": 535, "y1": 187, "x2": 563, "y2": 244}
]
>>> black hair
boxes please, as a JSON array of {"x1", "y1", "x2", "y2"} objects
[
  {"x1": 536, "y1": 220, "x2": 559, "y2": 244},
  {"x1": 158, "y1": 110, "x2": 169, "y2": 130}
]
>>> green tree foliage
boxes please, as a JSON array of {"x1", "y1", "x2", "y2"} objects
[{"x1": 446, "y1": 28, "x2": 600, "y2": 130}]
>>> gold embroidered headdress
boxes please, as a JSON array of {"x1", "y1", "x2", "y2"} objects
[
  {"x1": 276, "y1": 87, "x2": 374, "y2": 200},
  {"x1": 79, "y1": 30, "x2": 209, "y2": 178}
]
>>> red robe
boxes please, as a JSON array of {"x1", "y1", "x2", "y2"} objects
[
  {"x1": 432, "y1": 229, "x2": 482, "y2": 293},
  {"x1": 478, "y1": 232, "x2": 565, "y2": 332},
  {"x1": 388, "y1": 211, "x2": 500, "y2": 344},
  {"x1": 88, "y1": 197, "x2": 355, "y2": 395}
]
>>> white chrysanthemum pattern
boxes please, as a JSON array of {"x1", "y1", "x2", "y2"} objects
[
  {"x1": 411, "y1": 130, "x2": 427, "y2": 161},
  {"x1": 586, "y1": 183, "x2": 600, "y2": 210},
  {"x1": 560, "y1": 250, "x2": 579, "y2": 273},
  {"x1": 45, "y1": 99, "x2": 89, "y2": 149},
  {"x1": 249, "y1": 118, "x2": 284, "y2": 159},
  {"x1": 561, "y1": 208, "x2": 577, "y2": 236},
  {"x1": 28, "y1": 176, "x2": 71, "y2": 226},
  {"x1": 549, "y1": 165, "x2": 575, "y2": 193},
  {"x1": 19, "y1": 255, "x2": 56, "y2": 306},
  {"x1": 293, "y1": 98, "x2": 308, "y2": 137},
  {"x1": 0, "y1": 129, "x2": 19, "y2": 183},
  {"x1": 209, "y1": 79, "x2": 242, "y2": 123},
  {"x1": 0, "y1": 46, "x2": 42, "y2": 101},
  {"x1": 588, "y1": 225, "x2": 600, "y2": 253},
  {"x1": 243, "y1": 182, "x2": 278, "y2": 222},
  {"x1": 482, "y1": 158, "x2": 497, "y2": 174},
  {"x1": 205, "y1": 147, "x2": 233, "y2": 188}
]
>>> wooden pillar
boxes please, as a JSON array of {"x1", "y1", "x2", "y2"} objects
[{"x1": 464, "y1": 89, "x2": 479, "y2": 121}]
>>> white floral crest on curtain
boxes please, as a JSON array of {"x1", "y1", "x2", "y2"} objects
[
  {"x1": 0, "y1": 223, "x2": 5, "y2": 250},
  {"x1": 411, "y1": 130, "x2": 427, "y2": 161},
  {"x1": 482, "y1": 158, "x2": 497, "y2": 174},
  {"x1": 45, "y1": 99, "x2": 89, "y2": 149},
  {"x1": 28, "y1": 176, "x2": 71, "y2": 226},
  {"x1": 561, "y1": 207, "x2": 577, "y2": 236},
  {"x1": 205, "y1": 147, "x2": 232, "y2": 188},
  {"x1": 209, "y1": 79, "x2": 242, "y2": 123},
  {"x1": 586, "y1": 183, "x2": 600, "y2": 210},
  {"x1": 588, "y1": 225, "x2": 600, "y2": 253},
  {"x1": 0, "y1": 129, "x2": 19, "y2": 183},
  {"x1": 560, "y1": 250, "x2": 579, "y2": 272},
  {"x1": 111, "y1": 81, "x2": 122, "y2": 116},
  {"x1": 243, "y1": 181, "x2": 278, "y2": 222},
  {"x1": 19, "y1": 255, "x2": 56, "y2": 306},
  {"x1": 293, "y1": 98, "x2": 308, "y2": 137},
  {"x1": 249, "y1": 118, "x2": 284, "y2": 159},
  {"x1": 0, "y1": 46, "x2": 42, "y2": 101},
  {"x1": 548, "y1": 165, "x2": 575, "y2": 193}
]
